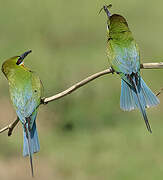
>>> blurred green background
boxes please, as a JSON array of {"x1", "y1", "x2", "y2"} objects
[{"x1": 0, "y1": 0, "x2": 163, "y2": 179}]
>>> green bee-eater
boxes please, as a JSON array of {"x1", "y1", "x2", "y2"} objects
[
  {"x1": 103, "y1": 6, "x2": 159, "y2": 132},
  {"x1": 2, "y1": 50, "x2": 43, "y2": 176}
]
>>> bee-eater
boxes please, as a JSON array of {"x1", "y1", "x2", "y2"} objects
[
  {"x1": 1, "y1": 50, "x2": 43, "y2": 176},
  {"x1": 103, "y1": 6, "x2": 159, "y2": 132}
]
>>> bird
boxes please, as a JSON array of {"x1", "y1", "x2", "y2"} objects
[
  {"x1": 103, "y1": 5, "x2": 159, "y2": 132},
  {"x1": 1, "y1": 50, "x2": 43, "y2": 176}
]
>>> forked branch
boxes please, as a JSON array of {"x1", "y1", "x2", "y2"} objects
[{"x1": 1, "y1": 62, "x2": 163, "y2": 136}]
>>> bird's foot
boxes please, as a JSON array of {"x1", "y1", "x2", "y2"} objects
[
  {"x1": 110, "y1": 67, "x2": 114, "y2": 74},
  {"x1": 40, "y1": 97, "x2": 48, "y2": 105}
]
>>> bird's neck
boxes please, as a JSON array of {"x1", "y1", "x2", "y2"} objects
[
  {"x1": 6, "y1": 66, "x2": 30, "y2": 86},
  {"x1": 109, "y1": 31, "x2": 134, "y2": 44}
]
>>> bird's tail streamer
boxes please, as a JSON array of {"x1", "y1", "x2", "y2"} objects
[
  {"x1": 23, "y1": 120, "x2": 40, "y2": 177},
  {"x1": 24, "y1": 121, "x2": 34, "y2": 177},
  {"x1": 120, "y1": 77, "x2": 159, "y2": 132}
]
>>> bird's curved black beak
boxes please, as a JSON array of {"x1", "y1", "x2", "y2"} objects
[
  {"x1": 16, "y1": 50, "x2": 32, "y2": 65},
  {"x1": 99, "y1": 4, "x2": 112, "y2": 18},
  {"x1": 103, "y1": 5, "x2": 111, "y2": 19}
]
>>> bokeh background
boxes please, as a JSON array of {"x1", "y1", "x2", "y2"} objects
[{"x1": 0, "y1": 0, "x2": 163, "y2": 179}]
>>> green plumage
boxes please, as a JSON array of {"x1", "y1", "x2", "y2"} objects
[
  {"x1": 107, "y1": 14, "x2": 140, "y2": 79},
  {"x1": 2, "y1": 51, "x2": 43, "y2": 176},
  {"x1": 104, "y1": 6, "x2": 159, "y2": 132},
  {"x1": 2, "y1": 56, "x2": 42, "y2": 122}
]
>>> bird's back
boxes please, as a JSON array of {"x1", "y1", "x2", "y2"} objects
[
  {"x1": 8, "y1": 68, "x2": 42, "y2": 126},
  {"x1": 107, "y1": 34, "x2": 140, "y2": 76}
]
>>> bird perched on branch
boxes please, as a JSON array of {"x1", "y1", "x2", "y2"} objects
[
  {"x1": 1, "y1": 50, "x2": 43, "y2": 176},
  {"x1": 102, "y1": 5, "x2": 159, "y2": 132}
]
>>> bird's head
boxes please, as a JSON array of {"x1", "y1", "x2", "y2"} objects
[
  {"x1": 101, "y1": 5, "x2": 130, "y2": 35},
  {"x1": 2, "y1": 50, "x2": 32, "y2": 78}
]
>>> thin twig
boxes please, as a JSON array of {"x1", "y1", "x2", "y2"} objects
[
  {"x1": 42, "y1": 62, "x2": 163, "y2": 104},
  {"x1": 1, "y1": 62, "x2": 163, "y2": 135},
  {"x1": 156, "y1": 88, "x2": 163, "y2": 97},
  {"x1": 41, "y1": 67, "x2": 113, "y2": 104},
  {"x1": 0, "y1": 117, "x2": 19, "y2": 136},
  {"x1": 140, "y1": 62, "x2": 163, "y2": 69}
]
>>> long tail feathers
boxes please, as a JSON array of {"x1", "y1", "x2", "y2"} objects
[
  {"x1": 134, "y1": 84, "x2": 152, "y2": 133},
  {"x1": 23, "y1": 121, "x2": 40, "y2": 157},
  {"x1": 120, "y1": 77, "x2": 159, "y2": 132},
  {"x1": 23, "y1": 120, "x2": 40, "y2": 177},
  {"x1": 25, "y1": 125, "x2": 34, "y2": 177},
  {"x1": 140, "y1": 78, "x2": 159, "y2": 107}
]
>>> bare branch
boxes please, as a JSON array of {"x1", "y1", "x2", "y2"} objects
[
  {"x1": 140, "y1": 62, "x2": 163, "y2": 69},
  {"x1": 1, "y1": 62, "x2": 163, "y2": 135},
  {"x1": 0, "y1": 117, "x2": 19, "y2": 136},
  {"x1": 156, "y1": 88, "x2": 163, "y2": 97},
  {"x1": 41, "y1": 68, "x2": 113, "y2": 104},
  {"x1": 42, "y1": 62, "x2": 163, "y2": 104}
]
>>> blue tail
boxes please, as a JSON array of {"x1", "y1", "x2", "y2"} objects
[
  {"x1": 23, "y1": 121, "x2": 40, "y2": 157},
  {"x1": 120, "y1": 77, "x2": 159, "y2": 132},
  {"x1": 23, "y1": 120, "x2": 40, "y2": 177}
]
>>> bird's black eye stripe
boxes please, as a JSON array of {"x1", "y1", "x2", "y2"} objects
[{"x1": 16, "y1": 57, "x2": 22, "y2": 65}]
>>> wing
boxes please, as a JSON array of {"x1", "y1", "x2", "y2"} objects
[
  {"x1": 10, "y1": 71, "x2": 42, "y2": 127},
  {"x1": 107, "y1": 39, "x2": 140, "y2": 75}
]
